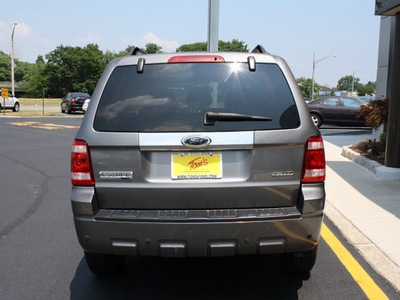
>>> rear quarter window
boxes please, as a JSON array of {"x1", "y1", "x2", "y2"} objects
[{"x1": 94, "y1": 63, "x2": 299, "y2": 132}]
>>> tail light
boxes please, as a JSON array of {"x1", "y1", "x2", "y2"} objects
[
  {"x1": 301, "y1": 136, "x2": 325, "y2": 183},
  {"x1": 71, "y1": 140, "x2": 94, "y2": 186}
]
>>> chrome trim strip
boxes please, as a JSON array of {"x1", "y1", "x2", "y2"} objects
[{"x1": 139, "y1": 132, "x2": 254, "y2": 151}]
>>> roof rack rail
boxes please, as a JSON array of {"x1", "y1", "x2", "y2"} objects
[
  {"x1": 251, "y1": 45, "x2": 269, "y2": 54},
  {"x1": 130, "y1": 47, "x2": 147, "y2": 55}
]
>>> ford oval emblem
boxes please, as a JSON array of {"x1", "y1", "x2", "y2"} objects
[{"x1": 181, "y1": 136, "x2": 211, "y2": 148}]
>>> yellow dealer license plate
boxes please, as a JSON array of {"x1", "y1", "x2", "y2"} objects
[{"x1": 172, "y1": 152, "x2": 222, "y2": 180}]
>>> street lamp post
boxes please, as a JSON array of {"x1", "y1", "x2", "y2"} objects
[
  {"x1": 311, "y1": 53, "x2": 336, "y2": 101},
  {"x1": 11, "y1": 22, "x2": 18, "y2": 97},
  {"x1": 207, "y1": 0, "x2": 219, "y2": 52}
]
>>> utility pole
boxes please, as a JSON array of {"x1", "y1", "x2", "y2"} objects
[
  {"x1": 11, "y1": 22, "x2": 18, "y2": 97},
  {"x1": 207, "y1": 0, "x2": 219, "y2": 52},
  {"x1": 312, "y1": 53, "x2": 316, "y2": 101},
  {"x1": 351, "y1": 71, "x2": 355, "y2": 95},
  {"x1": 312, "y1": 53, "x2": 336, "y2": 101}
]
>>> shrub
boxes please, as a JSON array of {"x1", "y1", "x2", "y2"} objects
[
  {"x1": 355, "y1": 133, "x2": 387, "y2": 158},
  {"x1": 359, "y1": 99, "x2": 389, "y2": 129}
]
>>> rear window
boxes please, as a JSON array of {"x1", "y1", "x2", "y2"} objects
[
  {"x1": 68, "y1": 93, "x2": 90, "y2": 99},
  {"x1": 94, "y1": 63, "x2": 299, "y2": 132}
]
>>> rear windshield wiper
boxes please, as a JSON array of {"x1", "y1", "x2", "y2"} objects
[{"x1": 204, "y1": 112, "x2": 272, "y2": 125}]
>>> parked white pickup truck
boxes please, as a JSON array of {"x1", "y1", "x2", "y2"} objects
[{"x1": 0, "y1": 93, "x2": 20, "y2": 112}]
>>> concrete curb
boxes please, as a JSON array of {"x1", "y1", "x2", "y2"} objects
[
  {"x1": 376, "y1": 165, "x2": 400, "y2": 180},
  {"x1": 341, "y1": 146, "x2": 382, "y2": 174}
]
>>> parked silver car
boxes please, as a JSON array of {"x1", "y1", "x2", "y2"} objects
[{"x1": 71, "y1": 46, "x2": 326, "y2": 275}]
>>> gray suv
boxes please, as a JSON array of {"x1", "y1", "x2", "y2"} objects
[{"x1": 71, "y1": 46, "x2": 325, "y2": 275}]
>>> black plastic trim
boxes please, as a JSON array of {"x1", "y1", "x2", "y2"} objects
[
  {"x1": 94, "y1": 207, "x2": 301, "y2": 222},
  {"x1": 129, "y1": 47, "x2": 147, "y2": 56},
  {"x1": 251, "y1": 45, "x2": 269, "y2": 54}
]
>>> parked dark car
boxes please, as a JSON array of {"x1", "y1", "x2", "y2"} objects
[
  {"x1": 61, "y1": 92, "x2": 91, "y2": 114},
  {"x1": 307, "y1": 96, "x2": 367, "y2": 127}
]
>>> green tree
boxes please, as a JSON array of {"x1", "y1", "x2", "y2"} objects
[
  {"x1": 145, "y1": 43, "x2": 163, "y2": 54},
  {"x1": 103, "y1": 50, "x2": 119, "y2": 64},
  {"x1": 219, "y1": 39, "x2": 248, "y2": 52},
  {"x1": 43, "y1": 44, "x2": 106, "y2": 97},
  {"x1": 75, "y1": 44, "x2": 106, "y2": 93},
  {"x1": 357, "y1": 81, "x2": 376, "y2": 96},
  {"x1": 364, "y1": 81, "x2": 376, "y2": 95},
  {"x1": 118, "y1": 45, "x2": 135, "y2": 56},
  {"x1": 14, "y1": 60, "x2": 34, "y2": 82},
  {"x1": 357, "y1": 84, "x2": 366, "y2": 96},
  {"x1": 337, "y1": 75, "x2": 360, "y2": 91},
  {"x1": 24, "y1": 56, "x2": 47, "y2": 97},
  {"x1": 36, "y1": 55, "x2": 45, "y2": 64},
  {"x1": 177, "y1": 42, "x2": 207, "y2": 52},
  {"x1": 176, "y1": 39, "x2": 248, "y2": 52},
  {"x1": 0, "y1": 51, "x2": 11, "y2": 81},
  {"x1": 0, "y1": 51, "x2": 33, "y2": 83},
  {"x1": 296, "y1": 77, "x2": 320, "y2": 99},
  {"x1": 103, "y1": 45, "x2": 136, "y2": 64}
]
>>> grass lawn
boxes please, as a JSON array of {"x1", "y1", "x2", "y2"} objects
[
  {"x1": 0, "y1": 110, "x2": 61, "y2": 117},
  {"x1": 19, "y1": 98, "x2": 61, "y2": 107},
  {"x1": 1, "y1": 98, "x2": 86, "y2": 117}
]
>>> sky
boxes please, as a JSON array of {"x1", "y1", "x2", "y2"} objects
[{"x1": 0, "y1": 0, "x2": 381, "y2": 88}]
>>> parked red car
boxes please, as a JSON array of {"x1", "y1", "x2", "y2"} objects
[{"x1": 307, "y1": 96, "x2": 367, "y2": 127}]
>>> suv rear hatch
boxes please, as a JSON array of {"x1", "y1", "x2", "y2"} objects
[{"x1": 85, "y1": 56, "x2": 311, "y2": 212}]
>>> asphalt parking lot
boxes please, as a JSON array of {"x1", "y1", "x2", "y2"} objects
[{"x1": 0, "y1": 117, "x2": 398, "y2": 299}]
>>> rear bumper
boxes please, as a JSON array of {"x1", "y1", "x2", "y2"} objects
[
  {"x1": 69, "y1": 103, "x2": 83, "y2": 111},
  {"x1": 71, "y1": 184, "x2": 325, "y2": 257}
]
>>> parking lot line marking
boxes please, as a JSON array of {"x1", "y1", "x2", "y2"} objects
[
  {"x1": 321, "y1": 223, "x2": 389, "y2": 300},
  {"x1": 9, "y1": 121, "x2": 79, "y2": 130}
]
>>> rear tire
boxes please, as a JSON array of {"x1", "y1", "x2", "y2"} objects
[
  {"x1": 61, "y1": 105, "x2": 65, "y2": 113},
  {"x1": 310, "y1": 114, "x2": 322, "y2": 128},
  {"x1": 280, "y1": 245, "x2": 318, "y2": 273},
  {"x1": 84, "y1": 252, "x2": 125, "y2": 276}
]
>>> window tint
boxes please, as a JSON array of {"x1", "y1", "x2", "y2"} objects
[
  {"x1": 343, "y1": 98, "x2": 362, "y2": 108},
  {"x1": 320, "y1": 98, "x2": 340, "y2": 106},
  {"x1": 94, "y1": 63, "x2": 299, "y2": 132}
]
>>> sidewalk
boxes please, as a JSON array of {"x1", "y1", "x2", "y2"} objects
[{"x1": 323, "y1": 140, "x2": 400, "y2": 291}]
